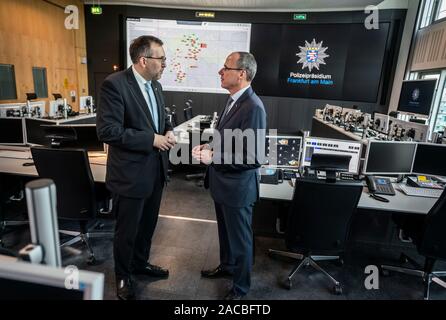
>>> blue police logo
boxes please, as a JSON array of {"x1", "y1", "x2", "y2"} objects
[
  {"x1": 306, "y1": 50, "x2": 318, "y2": 63},
  {"x1": 412, "y1": 88, "x2": 420, "y2": 101},
  {"x1": 297, "y1": 39, "x2": 329, "y2": 72}
]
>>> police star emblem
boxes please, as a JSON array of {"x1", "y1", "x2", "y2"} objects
[
  {"x1": 296, "y1": 39, "x2": 329, "y2": 72},
  {"x1": 412, "y1": 88, "x2": 420, "y2": 101}
]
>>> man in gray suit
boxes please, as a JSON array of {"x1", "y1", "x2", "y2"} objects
[{"x1": 192, "y1": 52, "x2": 267, "y2": 300}]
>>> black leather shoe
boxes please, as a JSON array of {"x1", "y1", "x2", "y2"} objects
[
  {"x1": 134, "y1": 263, "x2": 169, "y2": 278},
  {"x1": 116, "y1": 277, "x2": 135, "y2": 300},
  {"x1": 201, "y1": 266, "x2": 233, "y2": 278},
  {"x1": 224, "y1": 289, "x2": 245, "y2": 300}
]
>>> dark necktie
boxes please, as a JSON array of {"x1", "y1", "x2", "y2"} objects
[{"x1": 220, "y1": 97, "x2": 233, "y2": 123}]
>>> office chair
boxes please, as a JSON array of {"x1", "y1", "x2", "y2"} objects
[
  {"x1": 269, "y1": 177, "x2": 363, "y2": 294},
  {"x1": 30, "y1": 147, "x2": 113, "y2": 264},
  {"x1": 381, "y1": 189, "x2": 446, "y2": 300},
  {"x1": 183, "y1": 106, "x2": 193, "y2": 121},
  {"x1": 0, "y1": 176, "x2": 29, "y2": 246},
  {"x1": 165, "y1": 105, "x2": 178, "y2": 128}
]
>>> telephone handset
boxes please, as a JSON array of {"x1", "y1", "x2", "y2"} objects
[{"x1": 366, "y1": 176, "x2": 395, "y2": 196}]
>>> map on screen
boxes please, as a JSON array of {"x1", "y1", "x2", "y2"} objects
[{"x1": 126, "y1": 18, "x2": 251, "y2": 93}]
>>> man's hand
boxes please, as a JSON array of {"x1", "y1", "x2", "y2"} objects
[
  {"x1": 197, "y1": 149, "x2": 213, "y2": 165},
  {"x1": 192, "y1": 144, "x2": 213, "y2": 165},
  {"x1": 165, "y1": 130, "x2": 176, "y2": 145},
  {"x1": 192, "y1": 144, "x2": 208, "y2": 160},
  {"x1": 154, "y1": 134, "x2": 175, "y2": 151}
]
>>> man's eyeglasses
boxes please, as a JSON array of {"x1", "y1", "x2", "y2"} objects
[
  {"x1": 222, "y1": 65, "x2": 244, "y2": 72},
  {"x1": 144, "y1": 56, "x2": 167, "y2": 62}
]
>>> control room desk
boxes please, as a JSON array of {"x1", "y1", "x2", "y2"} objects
[
  {"x1": 0, "y1": 155, "x2": 106, "y2": 183},
  {"x1": 255, "y1": 179, "x2": 438, "y2": 243},
  {"x1": 260, "y1": 179, "x2": 437, "y2": 215}
]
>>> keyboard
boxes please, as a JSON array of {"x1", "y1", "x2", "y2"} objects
[{"x1": 398, "y1": 184, "x2": 444, "y2": 198}]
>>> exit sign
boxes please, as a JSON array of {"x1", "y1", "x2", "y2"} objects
[
  {"x1": 195, "y1": 11, "x2": 215, "y2": 18},
  {"x1": 293, "y1": 13, "x2": 307, "y2": 21},
  {"x1": 91, "y1": 6, "x2": 102, "y2": 15}
]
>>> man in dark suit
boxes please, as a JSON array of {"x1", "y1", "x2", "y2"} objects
[
  {"x1": 192, "y1": 52, "x2": 267, "y2": 300},
  {"x1": 97, "y1": 35, "x2": 176, "y2": 300}
]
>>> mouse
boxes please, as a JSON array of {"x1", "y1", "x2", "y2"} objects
[{"x1": 22, "y1": 162, "x2": 35, "y2": 167}]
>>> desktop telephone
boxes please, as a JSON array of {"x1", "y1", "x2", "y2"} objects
[
  {"x1": 365, "y1": 176, "x2": 395, "y2": 196},
  {"x1": 260, "y1": 168, "x2": 281, "y2": 184}
]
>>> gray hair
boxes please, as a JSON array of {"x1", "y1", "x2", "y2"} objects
[{"x1": 234, "y1": 52, "x2": 257, "y2": 82}]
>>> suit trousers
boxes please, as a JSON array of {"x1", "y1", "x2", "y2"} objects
[
  {"x1": 214, "y1": 201, "x2": 253, "y2": 295},
  {"x1": 113, "y1": 165, "x2": 164, "y2": 278}
]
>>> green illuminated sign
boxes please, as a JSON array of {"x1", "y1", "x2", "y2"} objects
[
  {"x1": 91, "y1": 6, "x2": 102, "y2": 15},
  {"x1": 293, "y1": 13, "x2": 307, "y2": 21}
]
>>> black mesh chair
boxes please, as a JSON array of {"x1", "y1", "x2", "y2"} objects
[
  {"x1": 269, "y1": 177, "x2": 363, "y2": 294},
  {"x1": 30, "y1": 147, "x2": 112, "y2": 264},
  {"x1": 381, "y1": 189, "x2": 446, "y2": 300},
  {"x1": 184, "y1": 106, "x2": 193, "y2": 121},
  {"x1": 165, "y1": 106, "x2": 178, "y2": 128},
  {"x1": 0, "y1": 176, "x2": 29, "y2": 246}
]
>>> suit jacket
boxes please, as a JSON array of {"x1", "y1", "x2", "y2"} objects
[
  {"x1": 96, "y1": 67, "x2": 173, "y2": 198},
  {"x1": 205, "y1": 87, "x2": 267, "y2": 207}
]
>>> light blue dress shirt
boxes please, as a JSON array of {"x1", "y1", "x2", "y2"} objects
[{"x1": 132, "y1": 66, "x2": 159, "y2": 132}]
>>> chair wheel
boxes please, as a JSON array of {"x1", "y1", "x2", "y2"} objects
[
  {"x1": 333, "y1": 284, "x2": 343, "y2": 295},
  {"x1": 283, "y1": 279, "x2": 292, "y2": 290},
  {"x1": 87, "y1": 255, "x2": 96, "y2": 265}
]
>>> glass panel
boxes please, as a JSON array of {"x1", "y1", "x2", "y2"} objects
[
  {"x1": 420, "y1": 0, "x2": 436, "y2": 28},
  {"x1": 433, "y1": 81, "x2": 446, "y2": 132},
  {"x1": 408, "y1": 72, "x2": 418, "y2": 80},
  {"x1": 420, "y1": 73, "x2": 441, "y2": 80},
  {"x1": 32, "y1": 67, "x2": 48, "y2": 98},
  {"x1": 0, "y1": 64, "x2": 17, "y2": 100},
  {"x1": 437, "y1": 0, "x2": 446, "y2": 19}
]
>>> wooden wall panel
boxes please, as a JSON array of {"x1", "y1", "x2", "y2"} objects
[{"x1": 0, "y1": 0, "x2": 88, "y2": 112}]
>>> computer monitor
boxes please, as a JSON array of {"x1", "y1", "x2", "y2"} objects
[
  {"x1": 0, "y1": 118, "x2": 26, "y2": 145},
  {"x1": 412, "y1": 143, "x2": 446, "y2": 177},
  {"x1": 363, "y1": 140, "x2": 417, "y2": 175},
  {"x1": 397, "y1": 79, "x2": 437, "y2": 116},
  {"x1": 26, "y1": 93, "x2": 37, "y2": 100},
  {"x1": 302, "y1": 137, "x2": 362, "y2": 174},
  {"x1": 0, "y1": 255, "x2": 104, "y2": 300},
  {"x1": 80, "y1": 96, "x2": 93, "y2": 111},
  {"x1": 42, "y1": 124, "x2": 104, "y2": 152},
  {"x1": 264, "y1": 135, "x2": 302, "y2": 168},
  {"x1": 24, "y1": 118, "x2": 54, "y2": 146}
]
